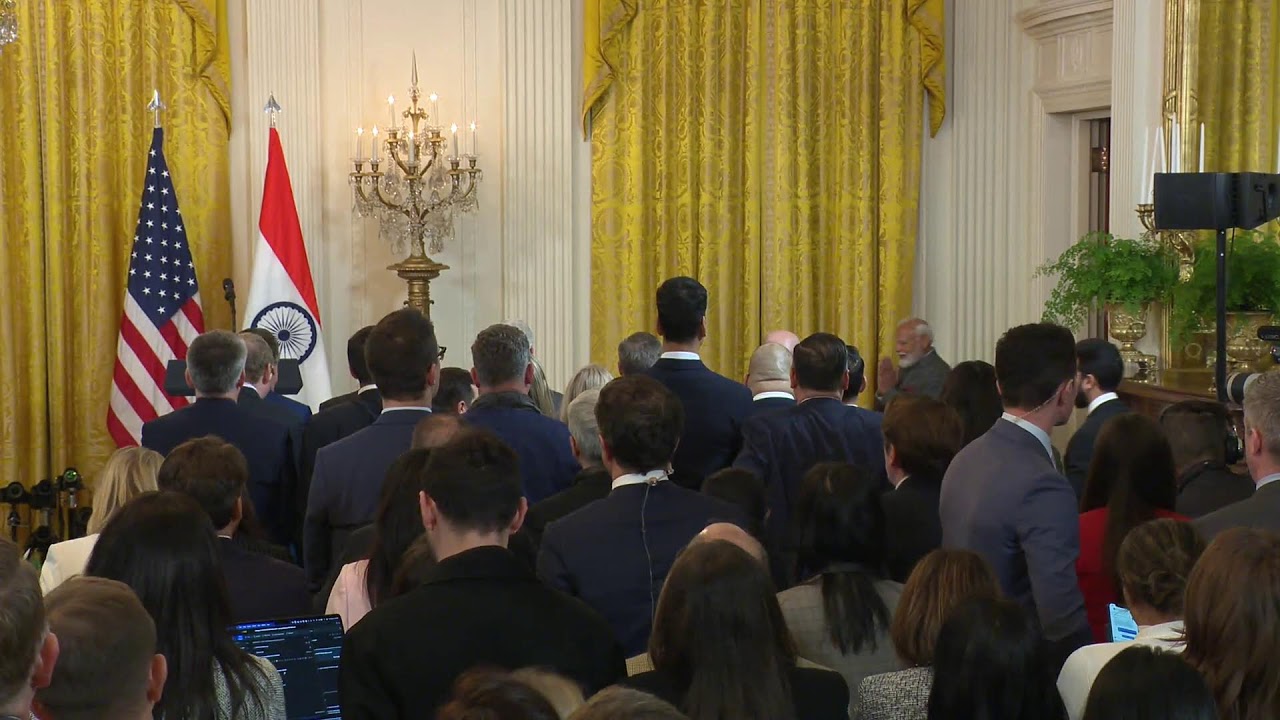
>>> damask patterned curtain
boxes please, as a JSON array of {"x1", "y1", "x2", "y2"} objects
[{"x1": 1195, "y1": 0, "x2": 1280, "y2": 176}]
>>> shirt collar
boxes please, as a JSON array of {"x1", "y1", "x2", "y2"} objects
[
  {"x1": 752, "y1": 391, "x2": 794, "y2": 401},
  {"x1": 1135, "y1": 620, "x2": 1184, "y2": 641},
  {"x1": 1001, "y1": 412, "x2": 1055, "y2": 462},
  {"x1": 844, "y1": 400, "x2": 859, "y2": 408},
  {"x1": 611, "y1": 469, "x2": 670, "y2": 491},
  {"x1": 358, "y1": 384, "x2": 378, "y2": 394},
  {"x1": 1087, "y1": 391, "x2": 1119, "y2": 415},
  {"x1": 382, "y1": 406, "x2": 432, "y2": 414},
  {"x1": 1256, "y1": 472, "x2": 1280, "y2": 490},
  {"x1": 660, "y1": 351, "x2": 700, "y2": 361}
]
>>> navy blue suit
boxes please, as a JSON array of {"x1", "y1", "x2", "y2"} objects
[
  {"x1": 646, "y1": 357, "x2": 753, "y2": 489},
  {"x1": 267, "y1": 391, "x2": 313, "y2": 423},
  {"x1": 304, "y1": 408, "x2": 430, "y2": 587},
  {"x1": 464, "y1": 392, "x2": 579, "y2": 504},
  {"x1": 537, "y1": 480, "x2": 746, "y2": 655},
  {"x1": 141, "y1": 397, "x2": 295, "y2": 544},
  {"x1": 748, "y1": 394, "x2": 796, "y2": 418}
]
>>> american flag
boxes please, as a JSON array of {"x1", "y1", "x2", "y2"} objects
[{"x1": 107, "y1": 128, "x2": 206, "y2": 447}]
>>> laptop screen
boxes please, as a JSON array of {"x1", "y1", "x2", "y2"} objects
[{"x1": 232, "y1": 615, "x2": 344, "y2": 720}]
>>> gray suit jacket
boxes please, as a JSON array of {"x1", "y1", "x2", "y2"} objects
[
  {"x1": 940, "y1": 419, "x2": 1090, "y2": 651},
  {"x1": 1194, "y1": 478, "x2": 1279, "y2": 539},
  {"x1": 878, "y1": 351, "x2": 950, "y2": 409}
]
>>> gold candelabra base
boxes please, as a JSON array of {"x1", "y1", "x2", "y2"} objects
[{"x1": 390, "y1": 253, "x2": 450, "y2": 317}]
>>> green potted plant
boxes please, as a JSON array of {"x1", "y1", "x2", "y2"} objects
[{"x1": 1036, "y1": 232, "x2": 1179, "y2": 331}]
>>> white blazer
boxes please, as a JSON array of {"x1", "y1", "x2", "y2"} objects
[{"x1": 39, "y1": 534, "x2": 100, "y2": 594}]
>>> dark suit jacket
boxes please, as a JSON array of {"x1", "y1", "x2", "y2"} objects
[
  {"x1": 217, "y1": 537, "x2": 310, "y2": 623},
  {"x1": 514, "y1": 467, "x2": 612, "y2": 566},
  {"x1": 340, "y1": 546, "x2": 625, "y2": 720},
  {"x1": 748, "y1": 394, "x2": 797, "y2": 417},
  {"x1": 1194, "y1": 477, "x2": 1278, "y2": 539},
  {"x1": 304, "y1": 408, "x2": 429, "y2": 587},
  {"x1": 299, "y1": 389, "x2": 383, "y2": 538},
  {"x1": 141, "y1": 398, "x2": 294, "y2": 544},
  {"x1": 266, "y1": 391, "x2": 312, "y2": 422},
  {"x1": 646, "y1": 357, "x2": 753, "y2": 489},
  {"x1": 463, "y1": 392, "x2": 579, "y2": 504},
  {"x1": 537, "y1": 481, "x2": 745, "y2": 656},
  {"x1": 239, "y1": 386, "x2": 304, "y2": 473},
  {"x1": 319, "y1": 390, "x2": 358, "y2": 412},
  {"x1": 625, "y1": 666, "x2": 850, "y2": 720},
  {"x1": 1176, "y1": 462, "x2": 1255, "y2": 518},
  {"x1": 882, "y1": 473, "x2": 943, "y2": 583},
  {"x1": 940, "y1": 419, "x2": 1090, "y2": 659},
  {"x1": 1064, "y1": 397, "x2": 1130, "y2": 497},
  {"x1": 877, "y1": 350, "x2": 951, "y2": 409}
]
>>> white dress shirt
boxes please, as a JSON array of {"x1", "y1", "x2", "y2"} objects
[
  {"x1": 1086, "y1": 391, "x2": 1119, "y2": 415},
  {"x1": 1001, "y1": 412, "x2": 1055, "y2": 462},
  {"x1": 1255, "y1": 472, "x2": 1280, "y2": 490},
  {"x1": 659, "y1": 351, "x2": 700, "y2": 361},
  {"x1": 380, "y1": 406, "x2": 432, "y2": 415},
  {"x1": 752, "y1": 391, "x2": 794, "y2": 402},
  {"x1": 1057, "y1": 621, "x2": 1184, "y2": 720},
  {"x1": 39, "y1": 534, "x2": 100, "y2": 594},
  {"x1": 611, "y1": 469, "x2": 670, "y2": 491}
]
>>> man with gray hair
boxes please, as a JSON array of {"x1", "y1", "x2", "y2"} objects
[
  {"x1": 0, "y1": 537, "x2": 59, "y2": 719},
  {"x1": 465, "y1": 323, "x2": 580, "y2": 504},
  {"x1": 1196, "y1": 371, "x2": 1280, "y2": 538},
  {"x1": 617, "y1": 332, "x2": 661, "y2": 376},
  {"x1": 875, "y1": 317, "x2": 951, "y2": 410},
  {"x1": 237, "y1": 331, "x2": 304, "y2": 472},
  {"x1": 745, "y1": 342, "x2": 795, "y2": 416},
  {"x1": 142, "y1": 330, "x2": 295, "y2": 543},
  {"x1": 506, "y1": 318, "x2": 564, "y2": 413}
]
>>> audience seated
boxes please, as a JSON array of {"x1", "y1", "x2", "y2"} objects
[
  {"x1": 569, "y1": 687, "x2": 688, "y2": 720},
  {"x1": 843, "y1": 344, "x2": 867, "y2": 406},
  {"x1": 85, "y1": 492, "x2": 285, "y2": 720},
  {"x1": 701, "y1": 467, "x2": 767, "y2": 539},
  {"x1": 319, "y1": 325, "x2": 377, "y2": 411},
  {"x1": 881, "y1": 395, "x2": 964, "y2": 582},
  {"x1": 141, "y1": 330, "x2": 295, "y2": 544},
  {"x1": 0, "y1": 537, "x2": 58, "y2": 720},
  {"x1": 509, "y1": 669, "x2": 587, "y2": 719},
  {"x1": 1195, "y1": 371, "x2": 1280, "y2": 539},
  {"x1": 745, "y1": 342, "x2": 796, "y2": 415},
  {"x1": 692, "y1": 522, "x2": 767, "y2": 563},
  {"x1": 158, "y1": 437, "x2": 310, "y2": 623},
  {"x1": 1064, "y1": 339, "x2": 1129, "y2": 498},
  {"x1": 464, "y1": 323, "x2": 579, "y2": 503},
  {"x1": 436, "y1": 669, "x2": 561, "y2": 720},
  {"x1": 855, "y1": 549, "x2": 1001, "y2": 720},
  {"x1": 875, "y1": 318, "x2": 950, "y2": 410},
  {"x1": 940, "y1": 323, "x2": 1091, "y2": 664},
  {"x1": 1080, "y1": 646, "x2": 1217, "y2": 720},
  {"x1": 1182, "y1": 527, "x2": 1280, "y2": 720},
  {"x1": 779, "y1": 462, "x2": 901, "y2": 700},
  {"x1": 326, "y1": 449, "x2": 431, "y2": 630},
  {"x1": 244, "y1": 327, "x2": 313, "y2": 422},
  {"x1": 340, "y1": 430, "x2": 624, "y2": 719},
  {"x1": 1076, "y1": 414, "x2": 1186, "y2": 642},
  {"x1": 560, "y1": 364, "x2": 613, "y2": 423},
  {"x1": 939, "y1": 360, "x2": 1002, "y2": 447},
  {"x1": 35, "y1": 577, "x2": 166, "y2": 720},
  {"x1": 432, "y1": 367, "x2": 477, "y2": 415},
  {"x1": 646, "y1": 277, "x2": 753, "y2": 489},
  {"x1": 538, "y1": 375, "x2": 746, "y2": 656},
  {"x1": 626, "y1": 539, "x2": 850, "y2": 720},
  {"x1": 1058, "y1": 519, "x2": 1204, "y2": 720},
  {"x1": 926, "y1": 596, "x2": 1066, "y2": 720},
  {"x1": 237, "y1": 331, "x2": 305, "y2": 470},
  {"x1": 617, "y1": 331, "x2": 662, "y2": 377},
  {"x1": 1160, "y1": 399, "x2": 1254, "y2": 517},
  {"x1": 40, "y1": 446, "x2": 162, "y2": 593},
  {"x1": 305, "y1": 308, "x2": 439, "y2": 588}
]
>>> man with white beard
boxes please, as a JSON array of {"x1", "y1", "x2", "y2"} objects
[{"x1": 875, "y1": 317, "x2": 950, "y2": 410}]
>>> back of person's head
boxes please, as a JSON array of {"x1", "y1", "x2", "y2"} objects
[
  {"x1": 0, "y1": 537, "x2": 48, "y2": 715},
  {"x1": 389, "y1": 535, "x2": 436, "y2": 599},
  {"x1": 561, "y1": 364, "x2": 614, "y2": 423},
  {"x1": 1183, "y1": 528, "x2": 1280, "y2": 720},
  {"x1": 940, "y1": 360, "x2": 1003, "y2": 446},
  {"x1": 690, "y1": 523, "x2": 767, "y2": 565},
  {"x1": 436, "y1": 669, "x2": 560, "y2": 720},
  {"x1": 843, "y1": 345, "x2": 866, "y2": 402},
  {"x1": 649, "y1": 540, "x2": 797, "y2": 720},
  {"x1": 365, "y1": 449, "x2": 433, "y2": 608},
  {"x1": 346, "y1": 325, "x2": 375, "y2": 384},
  {"x1": 411, "y1": 413, "x2": 464, "y2": 450},
  {"x1": 237, "y1": 331, "x2": 274, "y2": 385},
  {"x1": 87, "y1": 446, "x2": 163, "y2": 535},
  {"x1": 421, "y1": 430, "x2": 524, "y2": 536},
  {"x1": 1080, "y1": 414, "x2": 1177, "y2": 595},
  {"x1": 882, "y1": 395, "x2": 964, "y2": 479},
  {"x1": 701, "y1": 468, "x2": 766, "y2": 539},
  {"x1": 1075, "y1": 338, "x2": 1124, "y2": 395},
  {"x1": 566, "y1": 388, "x2": 605, "y2": 467},
  {"x1": 793, "y1": 462, "x2": 890, "y2": 656},
  {"x1": 618, "y1": 332, "x2": 662, "y2": 376},
  {"x1": 1116, "y1": 518, "x2": 1204, "y2": 620},
  {"x1": 747, "y1": 343, "x2": 791, "y2": 385},
  {"x1": 1159, "y1": 400, "x2": 1231, "y2": 470},
  {"x1": 365, "y1": 308, "x2": 439, "y2": 402},
  {"x1": 569, "y1": 686, "x2": 688, "y2": 720},
  {"x1": 509, "y1": 669, "x2": 585, "y2": 719},
  {"x1": 655, "y1": 277, "x2": 708, "y2": 343},
  {"x1": 927, "y1": 596, "x2": 1065, "y2": 720},
  {"x1": 792, "y1": 333, "x2": 848, "y2": 392},
  {"x1": 530, "y1": 357, "x2": 558, "y2": 417},
  {"x1": 595, "y1": 375, "x2": 684, "y2": 474},
  {"x1": 244, "y1": 327, "x2": 281, "y2": 362},
  {"x1": 36, "y1": 577, "x2": 165, "y2": 720},
  {"x1": 433, "y1": 367, "x2": 477, "y2": 414},
  {"x1": 993, "y1": 323, "x2": 1077, "y2": 410},
  {"x1": 472, "y1": 323, "x2": 533, "y2": 388},
  {"x1": 890, "y1": 549, "x2": 1001, "y2": 667},
  {"x1": 156, "y1": 436, "x2": 248, "y2": 530},
  {"x1": 1082, "y1": 646, "x2": 1218, "y2": 720},
  {"x1": 1242, "y1": 370, "x2": 1280, "y2": 469},
  {"x1": 85, "y1": 491, "x2": 270, "y2": 720},
  {"x1": 186, "y1": 330, "x2": 246, "y2": 395}
]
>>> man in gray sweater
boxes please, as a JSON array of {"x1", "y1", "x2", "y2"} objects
[{"x1": 875, "y1": 317, "x2": 951, "y2": 410}]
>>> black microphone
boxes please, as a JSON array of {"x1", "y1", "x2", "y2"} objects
[
  {"x1": 223, "y1": 278, "x2": 238, "y2": 330},
  {"x1": 1258, "y1": 326, "x2": 1280, "y2": 343}
]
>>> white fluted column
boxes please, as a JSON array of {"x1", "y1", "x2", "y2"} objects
[{"x1": 1109, "y1": 0, "x2": 1164, "y2": 238}]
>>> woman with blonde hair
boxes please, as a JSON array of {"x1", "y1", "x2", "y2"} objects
[
  {"x1": 39, "y1": 446, "x2": 162, "y2": 593},
  {"x1": 560, "y1": 364, "x2": 614, "y2": 423}
]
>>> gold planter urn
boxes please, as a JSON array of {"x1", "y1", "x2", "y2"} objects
[
  {"x1": 1225, "y1": 311, "x2": 1274, "y2": 372},
  {"x1": 1108, "y1": 305, "x2": 1157, "y2": 383}
]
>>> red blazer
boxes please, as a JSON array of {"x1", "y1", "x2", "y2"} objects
[{"x1": 1076, "y1": 507, "x2": 1188, "y2": 642}]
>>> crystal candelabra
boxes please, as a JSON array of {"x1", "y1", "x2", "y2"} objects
[
  {"x1": 0, "y1": 0, "x2": 18, "y2": 48},
  {"x1": 350, "y1": 54, "x2": 482, "y2": 316}
]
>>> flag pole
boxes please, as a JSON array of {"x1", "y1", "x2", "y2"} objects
[
  {"x1": 147, "y1": 89, "x2": 165, "y2": 129},
  {"x1": 264, "y1": 94, "x2": 282, "y2": 128}
]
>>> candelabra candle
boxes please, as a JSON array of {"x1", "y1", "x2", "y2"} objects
[
  {"x1": 451, "y1": 124, "x2": 459, "y2": 158},
  {"x1": 388, "y1": 95, "x2": 397, "y2": 129},
  {"x1": 371, "y1": 126, "x2": 380, "y2": 162},
  {"x1": 470, "y1": 122, "x2": 478, "y2": 156},
  {"x1": 408, "y1": 131, "x2": 416, "y2": 164},
  {"x1": 430, "y1": 93, "x2": 440, "y2": 127},
  {"x1": 355, "y1": 127, "x2": 364, "y2": 161}
]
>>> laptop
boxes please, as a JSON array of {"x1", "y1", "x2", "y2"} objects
[{"x1": 231, "y1": 615, "x2": 344, "y2": 719}]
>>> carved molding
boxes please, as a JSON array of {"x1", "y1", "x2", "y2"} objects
[
  {"x1": 1019, "y1": 0, "x2": 1114, "y2": 113},
  {"x1": 1018, "y1": 0, "x2": 1113, "y2": 38},
  {"x1": 1036, "y1": 77, "x2": 1112, "y2": 113}
]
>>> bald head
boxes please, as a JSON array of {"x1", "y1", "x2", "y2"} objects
[
  {"x1": 764, "y1": 330, "x2": 800, "y2": 353},
  {"x1": 746, "y1": 343, "x2": 793, "y2": 395},
  {"x1": 693, "y1": 523, "x2": 766, "y2": 564}
]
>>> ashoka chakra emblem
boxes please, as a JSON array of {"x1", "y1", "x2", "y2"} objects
[{"x1": 251, "y1": 301, "x2": 318, "y2": 363}]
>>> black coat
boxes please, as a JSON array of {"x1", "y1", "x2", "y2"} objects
[
  {"x1": 1064, "y1": 398, "x2": 1130, "y2": 497},
  {"x1": 299, "y1": 389, "x2": 383, "y2": 516},
  {"x1": 625, "y1": 665, "x2": 849, "y2": 720},
  {"x1": 882, "y1": 473, "x2": 944, "y2": 583},
  {"x1": 1176, "y1": 462, "x2": 1256, "y2": 518},
  {"x1": 512, "y1": 467, "x2": 613, "y2": 567},
  {"x1": 217, "y1": 537, "x2": 310, "y2": 623},
  {"x1": 646, "y1": 357, "x2": 753, "y2": 489}
]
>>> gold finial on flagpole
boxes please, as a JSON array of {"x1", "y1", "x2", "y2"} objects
[
  {"x1": 147, "y1": 90, "x2": 166, "y2": 129},
  {"x1": 264, "y1": 94, "x2": 282, "y2": 128}
]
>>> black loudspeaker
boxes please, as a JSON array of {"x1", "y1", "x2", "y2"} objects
[
  {"x1": 163, "y1": 359, "x2": 303, "y2": 396},
  {"x1": 1154, "y1": 172, "x2": 1280, "y2": 230}
]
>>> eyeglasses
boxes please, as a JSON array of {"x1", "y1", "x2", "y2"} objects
[{"x1": 438, "y1": 346, "x2": 447, "y2": 361}]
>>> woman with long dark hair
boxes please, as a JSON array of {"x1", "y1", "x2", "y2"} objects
[
  {"x1": 940, "y1": 361, "x2": 1003, "y2": 447},
  {"x1": 1081, "y1": 646, "x2": 1217, "y2": 720},
  {"x1": 628, "y1": 539, "x2": 848, "y2": 720},
  {"x1": 86, "y1": 491, "x2": 284, "y2": 720},
  {"x1": 779, "y1": 462, "x2": 901, "y2": 701},
  {"x1": 327, "y1": 448, "x2": 433, "y2": 629},
  {"x1": 1077, "y1": 414, "x2": 1186, "y2": 641}
]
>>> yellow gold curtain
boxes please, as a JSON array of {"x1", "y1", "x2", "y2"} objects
[
  {"x1": 1195, "y1": 1, "x2": 1280, "y2": 175},
  {"x1": 0, "y1": 0, "x2": 231, "y2": 488},
  {"x1": 586, "y1": 0, "x2": 943, "y2": 396}
]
